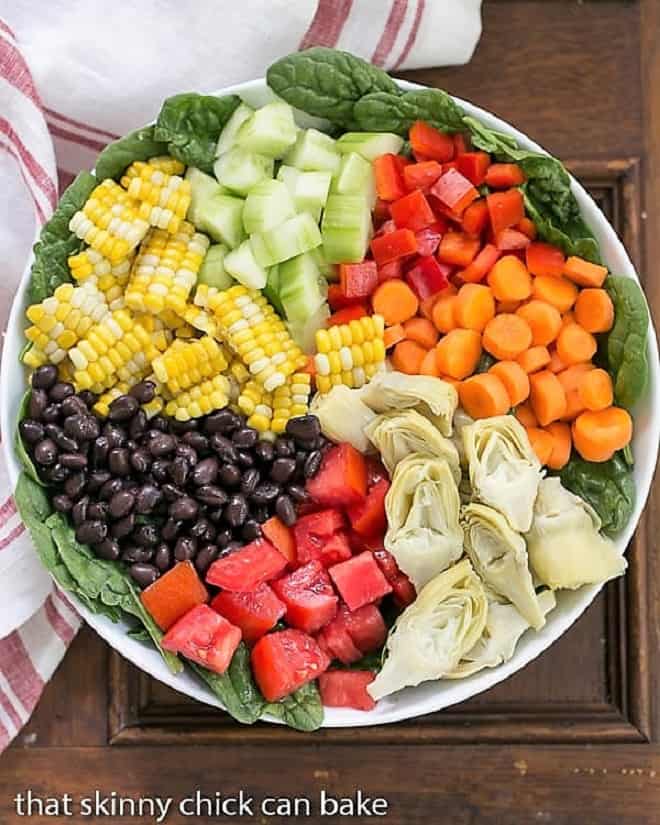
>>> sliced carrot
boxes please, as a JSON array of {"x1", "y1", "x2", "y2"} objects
[
  {"x1": 459, "y1": 373, "x2": 511, "y2": 419},
  {"x1": 529, "y1": 369, "x2": 568, "y2": 426},
  {"x1": 517, "y1": 217, "x2": 537, "y2": 240},
  {"x1": 438, "y1": 374, "x2": 462, "y2": 390},
  {"x1": 419, "y1": 348, "x2": 441, "y2": 376},
  {"x1": 391, "y1": 340, "x2": 427, "y2": 375},
  {"x1": 488, "y1": 360, "x2": 530, "y2": 406},
  {"x1": 557, "y1": 363, "x2": 595, "y2": 421},
  {"x1": 372, "y1": 279, "x2": 419, "y2": 325},
  {"x1": 419, "y1": 294, "x2": 439, "y2": 321},
  {"x1": 525, "y1": 427, "x2": 555, "y2": 466},
  {"x1": 432, "y1": 295, "x2": 458, "y2": 334},
  {"x1": 487, "y1": 255, "x2": 533, "y2": 302},
  {"x1": 482, "y1": 314, "x2": 533, "y2": 360},
  {"x1": 545, "y1": 421, "x2": 572, "y2": 470},
  {"x1": 564, "y1": 256, "x2": 608, "y2": 288},
  {"x1": 547, "y1": 347, "x2": 566, "y2": 373},
  {"x1": 515, "y1": 300, "x2": 562, "y2": 347},
  {"x1": 561, "y1": 311, "x2": 576, "y2": 328},
  {"x1": 515, "y1": 401, "x2": 538, "y2": 428},
  {"x1": 555, "y1": 323, "x2": 597, "y2": 366},
  {"x1": 435, "y1": 329, "x2": 482, "y2": 380},
  {"x1": 383, "y1": 324, "x2": 406, "y2": 350},
  {"x1": 531, "y1": 275, "x2": 578, "y2": 313},
  {"x1": 579, "y1": 368, "x2": 613, "y2": 411},
  {"x1": 574, "y1": 288, "x2": 615, "y2": 333},
  {"x1": 572, "y1": 407, "x2": 633, "y2": 462},
  {"x1": 403, "y1": 317, "x2": 439, "y2": 350},
  {"x1": 453, "y1": 284, "x2": 496, "y2": 332},
  {"x1": 496, "y1": 300, "x2": 521, "y2": 314},
  {"x1": 517, "y1": 345, "x2": 551, "y2": 374}
]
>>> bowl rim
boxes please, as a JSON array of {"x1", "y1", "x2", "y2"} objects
[{"x1": 3, "y1": 75, "x2": 659, "y2": 728}]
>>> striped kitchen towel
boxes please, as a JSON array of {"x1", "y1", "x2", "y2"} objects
[{"x1": 0, "y1": 0, "x2": 482, "y2": 753}]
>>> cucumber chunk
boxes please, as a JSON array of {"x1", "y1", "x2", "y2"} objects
[
  {"x1": 197, "y1": 244, "x2": 234, "y2": 290},
  {"x1": 252, "y1": 213, "x2": 323, "y2": 267},
  {"x1": 215, "y1": 102, "x2": 254, "y2": 156},
  {"x1": 235, "y1": 101, "x2": 298, "y2": 158},
  {"x1": 263, "y1": 265, "x2": 284, "y2": 315},
  {"x1": 185, "y1": 167, "x2": 226, "y2": 228},
  {"x1": 321, "y1": 194, "x2": 373, "y2": 264},
  {"x1": 283, "y1": 128, "x2": 340, "y2": 174},
  {"x1": 223, "y1": 239, "x2": 268, "y2": 289},
  {"x1": 214, "y1": 148, "x2": 274, "y2": 196},
  {"x1": 287, "y1": 302, "x2": 331, "y2": 353},
  {"x1": 279, "y1": 253, "x2": 326, "y2": 322},
  {"x1": 195, "y1": 193, "x2": 245, "y2": 248},
  {"x1": 336, "y1": 132, "x2": 404, "y2": 161},
  {"x1": 309, "y1": 245, "x2": 338, "y2": 282},
  {"x1": 242, "y1": 179, "x2": 296, "y2": 234},
  {"x1": 277, "y1": 165, "x2": 332, "y2": 223},
  {"x1": 331, "y1": 151, "x2": 376, "y2": 206}
]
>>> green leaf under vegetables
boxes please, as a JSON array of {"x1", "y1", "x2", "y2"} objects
[
  {"x1": 354, "y1": 88, "x2": 465, "y2": 135},
  {"x1": 15, "y1": 391, "x2": 45, "y2": 486},
  {"x1": 265, "y1": 680, "x2": 324, "y2": 732},
  {"x1": 332, "y1": 648, "x2": 384, "y2": 673},
  {"x1": 94, "y1": 125, "x2": 168, "y2": 181},
  {"x1": 155, "y1": 93, "x2": 241, "y2": 173},
  {"x1": 189, "y1": 643, "x2": 265, "y2": 725}
]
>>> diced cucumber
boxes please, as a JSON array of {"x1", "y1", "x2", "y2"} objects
[
  {"x1": 263, "y1": 265, "x2": 284, "y2": 315},
  {"x1": 242, "y1": 179, "x2": 295, "y2": 234},
  {"x1": 195, "y1": 193, "x2": 245, "y2": 248},
  {"x1": 185, "y1": 167, "x2": 226, "y2": 228},
  {"x1": 331, "y1": 151, "x2": 376, "y2": 206},
  {"x1": 309, "y1": 245, "x2": 338, "y2": 282},
  {"x1": 283, "y1": 128, "x2": 340, "y2": 174},
  {"x1": 277, "y1": 165, "x2": 332, "y2": 222},
  {"x1": 287, "y1": 302, "x2": 330, "y2": 353},
  {"x1": 197, "y1": 244, "x2": 234, "y2": 290},
  {"x1": 215, "y1": 102, "x2": 254, "y2": 156},
  {"x1": 279, "y1": 253, "x2": 326, "y2": 322},
  {"x1": 336, "y1": 132, "x2": 405, "y2": 161},
  {"x1": 235, "y1": 102, "x2": 298, "y2": 159},
  {"x1": 214, "y1": 148, "x2": 274, "y2": 196},
  {"x1": 252, "y1": 213, "x2": 322, "y2": 267},
  {"x1": 223, "y1": 239, "x2": 268, "y2": 289},
  {"x1": 321, "y1": 194, "x2": 373, "y2": 264}
]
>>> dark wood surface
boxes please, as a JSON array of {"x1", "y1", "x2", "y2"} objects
[{"x1": 2, "y1": 2, "x2": 659, "y2": 822}]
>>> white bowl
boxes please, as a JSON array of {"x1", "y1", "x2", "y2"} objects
[{"x1": 3, "y1": 78, "x2": 659, "y2": 728}]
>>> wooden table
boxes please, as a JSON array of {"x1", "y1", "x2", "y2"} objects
[{"x1": 2, "y1": 1, "x2": 659, "y2": 822}]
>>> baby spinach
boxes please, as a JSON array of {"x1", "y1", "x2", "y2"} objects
[
  {"x1": 15, "y1": 390, "x2": 45, "y2": 486},
  {"x1": 265, "y1": 680, "x2": 324, "y2": 732},
  {"x1": 603, "y1": 275, "x2": 650, "y2": 409},
  {"x1": 94, "y1": 125, "x2": 168, "y2": 181},
  {"x1": 190, "y1": 643, "x2": 265, "y2": 725},
  {"x1": 354, "y1": 88, "x2": 465, "y2": 135},
  {"x1": 155, "y1": 93, "x2": 241, "y2": 174}
]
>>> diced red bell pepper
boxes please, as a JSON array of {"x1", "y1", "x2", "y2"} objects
[
  {"x1": 406, "y1": 255, "x2": 451, "y2": 300},
  {"x1": 453, "y1": 132, "x2": 472, "y2": 156},
  {"x1": 372, "y1": 548, "x2": 401, "y2": 582},
  {"x1": 211, "y1": 583, "x2": 286, "y2": 645},
  {"x1": 372, "y1": 197, "x2": 391, "y2": 226},
  {"x1": 516, "y1": 217, "x2": 537, "y2": 240},
  {"x1": 457, "y1": 151, "x2": 491, "y2": 186},
  {"x1": 339, "y1": 261, "x2": 378, "y2": 300},
  {"x1": 392, "y1": 153, "x2": 411, "y2": 174},
  {"x1": 402, "y1": 160, "x2": 443, "y2": 191},
  {"x1": 391, "y1": 574, "x2": 416, "y2": 608},
  {"x1": 459, "y1": 243, "x2": 501, "y2": 283},
  {"x1": 409, "y1": 121, "x2": 455, "y2": 162},
  {"x1": 390, "y1": 189, "x2": 436, "y2": 232},
  {"x1": 377, "y1": 259, "x2": 403, "y2": 283},
  {"x1": 373, "y1": 153, "x2": 407, "y2": 201},
  {"x1": 261, "y1": 516, "x2": 296, "y2": 565},
  {"x1": 306, "y1": 443, "x2": 367, "y2": 508},
  {"x1": 526, "y1": 241, "x2": 565, "y2": 277},
  {"x1": 327, "y1": 283, "x2": 359, "y2": 310},
  {"x1": 437, "y1": 231, "x2": 481, "y2": 267},
  {"x1": 365, "y1": 456, "x2": 388, "y2": 487},
  {"x1": 271, "y1": 560, "x2": 339, "y2": 634},
  {"x1": 442, "y1": 160, "x2": 460, "y2": 174},
  {"x1": 370, "y1": 228, "x2": 418, "y2": 266},
  {"x1": 294, "y1": 508, "x2": 350, "y2": 567},
  {"x1": 140, "y1": 560, "x2": 208, "y2": 631},
  {"x1": 487, "y1": 188, "x2": 524, "y2": 235},
  {"x1": 319, "y1": 671, "x2": 376, "y2": 711},
  {"x1": 317, "y1": 621, "x2": 362, "y2": 665},
  {"x1": 327, "y1": 305, "x2": 369, "y2": 326},
  {"x1": 415, "y1": 220, "x2": 445, "y2": 256},
  {"x1": 206, "y1": 539, "x2": 287, "y2": 592},
  {"x1": 495, "y1": 227, "x2": 532, "y2": 251},
  {"x1": 462, "y1": 199, "x2": 490, "y2": 235},
  {"x1": 339, "y1": 603, "x2": 387, "y2": 653},
  {"x1": 162, "y1": 605, "x2": 241, "y2": 675},
  {"x1": 485, "y1": 162, "x2": 525, "y2": 189},
  {"x1": 374, "y1": 218, "x2": 396, "y2": 237},
  {"x1": 329, "y1": 552, "x2": 392, "y2": 612},
  {"x1": 251, "y1": 629, "x2": 330, "y2": 702},
  {"x1": 346, "y1": 477, "x2": 389, "y2": 538},
  {"x1": 430, "y1": 168, "x2": 479, "y2": 216}
]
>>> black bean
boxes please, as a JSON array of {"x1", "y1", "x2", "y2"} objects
[
  {"x1": 154, "y1": 543, "x2": 172, "y2": 572},
  {"x1": 64, "y1": 471, "x2": 87, "y2": 499},
  {"x1": 111, "y1": 514, "x2": 135, "y2": 539},
  {"x1": 190, "y1": 518, "x2": 216, "y2": 543},
  {"x1": 175, "y1": 444, "x2": 198, "y2": 466},
  {"x1": 71, "y1": 496, "x2": 89, "y2": 526},
  {"x1": 96, "y1": 538, "x2": 120, "y2": 561},
  {"x1": 108, "y1": 489, "x2": 135, "y2": 519},
  {"x1": 108, "y1": 395, "x2": 139, "y2": 422},
  {"x1": 49, "y1": 382, "x2": 74, "y2": 403},
  {"x1": 125, "y1": 440, "x2": 137, "y2": 453},
  {"x1": 133, "y1": 523, "x2": 159, "y2": 547},
  {"x1": 270, "y1": 457, "x2": 296, "y2": 484},
  {"x1": 275, "y1": 494, "x2": 296, "y2": 527},
  {"x1": 250, "y1": 482, "x2": 280, "y2": 505},
  {"x1": 174, "y1": 536, "x2": 197, "y2": 562},
  {"x1": 161, "y1": 483, "x2": 184, "y2": 503},
  {"x1": 286, "y1": 414, "x2": 321, "y2": 444},
  {"x1": 31, "y1": 364, "x2": 58, "y2": 390},
  {"x1": 304, "y1": 450, "x2": 323, "y2": 479},
  {"x1": 150, "y1": 415, "x2": 170, "y2": 433},
  {"x1": 128, "y1": 409, "x2": 147, "y2": 440},
  {"x1": 59, "y1": 452, "x2": 87, "y2": 470},
  {"x1": 218, "y1": 463, "x2": 241, "y2": 488},
  {"x1": 64, "y1": 414, "x2": 99, "y2": 442},
  {"x1": 192, "y1": 456, "x2": 219, "y2": 486},
  {"x1": 19, "y1": 419, "x2": 44, "y2": 444},
  {"x1": 61, "y1": 395, "x2": 88, "y2": 418},
  {"x1": 51, "y1": 429, "x2": 78, "y2": 452},
  {"x1": 151, "y1": 459, "x2": 170, "y2": 483},
  {"x1": 168, "y1": 456, "x2": 190, "y2": 486},
  {"x1": 236, "y1": 450, "x2": 255, "y2": 468},
  {"x1": 204, "y1": 408, "x2": 240, "y2": 434},
  {"x1": 287, "y1": 483, "x2": 308, "y2": 503},
  {"x1": 241, "y1": 520, "x2": 262, "y2": 542},
  {"x1": 224, "y1": 541, "x2": 242, "y2": 555},
  {"x1": 29, "y1": 389, "x2": 48, "y2": 420},
  {"x1": 79, "y1": 390, "x2": 96, "y2": 408},
  {"x1": 251, "y1": 503, "x2": 270, "y2": 523},
  {"x1": 224, "y1": 494, "x2": 248, "y2": 528},
  {"x1": 52, "y1": 494, "x2": 73, "y2": 513},
  {"x1": 149, "y1": 433, "x2": 176, "y2": 457},
  {"x1": 232, "y1": 427, "x2": 258, "y2": 449},
  {"x1": 207, "y1": 508, "x2": 225, "y2": 524},
  {"x1": 195, "y1": 544, "x2": 219, "y2": 575},
  {"x1": 91, "y1": 436, "x2": 110, "y2": 468},
  {"x1": 41, "y1": 404, "x2": 62, "y2": 424},
  {"x1": 108, "y1": 447, "x2": 130, "y2": 476},
  {"x1": 129, "y1": 381, "x2": 156, "y2": 404},
  {"x1": 134, "y1": 484, "x2": 161, "y2": 514},
  {"x1": 215, "y1": 527, "x2": 233, "y2": 548},
  {"x1": 169, "y1": 496, "x2": 198, "y2": 521},
  {"x1": 87, "y1": 501, "x2": 109, "y2": 521},
  {"x1": 75, "y1": 520, "x2": 107, "y2": 545},
  {"x1": 122, "y1": 544, "x2": 154, "y2": 564},
  {"x1": 47, "y1": 464, "x2": 69, "y2": 483},
  {"x1": 210, "y1": 434, "x2": 238, "y2": 463},
  {"x1": 33, "y1": 438, "x2": 57, "y2": 466},
  {"x1": 87, "y1": 470, "x2": 111, "y2": 493},
  {"x1": 170, "y1": 418, "x2": 198, "y2": 434},
  {"x1": 129, "y1": 563, "x2": 159, "y2": 588},
  {"x1": 182, "y1": 431, "x2": 209, "y2": 453},
  {"x1": 100, "y1": 477, "x2": 124, "y2": 501},
  {"x1": 240, "y1": 468, "x2": 261, "y2": 497},
  {"x1": 130, "y1": 448, "x2": 151, "y2": 474},
  {"x1": 274, "y1": 437, "x2": 295, "y2": 458},
  {"x1": 103, "y1": 423, "x2": 126, "y2": 448},
  {"x1": 254, "y1": 440, "x2": 275, "y2": 463}
]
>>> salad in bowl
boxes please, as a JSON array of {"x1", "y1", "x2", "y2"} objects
[{"x1": 6, "y1": 48, "x2": 657, "y2": 731}]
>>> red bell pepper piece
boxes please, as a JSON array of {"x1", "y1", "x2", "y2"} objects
[
  {"x1": 487, "y1": 188, "x2": 525, "y2": 235},
  {"x1": 453, "y1": 132, "x2": 472, "y2": 156},
  {"x1": 372, "y1": 197, "x2": 391, "y2": 226},
  {"x1": 339, "y1": 261, "x2": 378, "y2": 300},
  {"x1": 459, "y1": 243, "x2": 501, "y2": 283},
  {"x1": 457, "y1": 151, "x2": 491, "y2": 186},
  {"x1": 373, "y1": 218, "x2": 396, "y2": 237},
  {"x1": 516, "y1": 217, "x2": 538, "y2": 240},
  {"x1": 140, "y1": 561, "x2": 208, "y2": 631},
  {"x1": 346, "y1": 477, "x2": 390, "y2": 538},
  {"x1": 430, "y1": 168, "x2": 479, "y2": 216},
  {"x1": 402, "y1": 160, "x2": 443, "y2": 191},
  {"x1": 377, "y1": 259, "x2": 403, "y2": 282},
  {"x1": 406, "y1": 256, "x2": 451, "y2": 300},
  {"x1": 415, "y1": 221, "x2": 444, "y2": 256},
  {"x1": 306, "y1": 443, "x2": 368, "y2": 508},
  {"x1": 495, "y1": 227, "x2": 532, "y2": 251},
  {"x1": 370, "y1": 228, "x2": 418, "y2": 266},
  {"x1": 373, "y1": 153, "x2": 407, "y2": 201},
  {"x1": 392, "y1": 154, "x2": 411, "y2": 173},
  {"x1": 327, "y1": 304, "x2": 369, "y2": 326},
  {"x1": 327, "y1": 283, "x2": 359, "y2": 310},
  {"x1": 442, "y1": 160, "x2": 460, "y2": 174},
  {"x1": 261, "y1": 516, "x2": 296, "y2": 565},
  {"x1": 409, "y1": 120, "x2": 455, "y2": 162},
  {"x1": 526, "y1": 241, "x2": 565, "y2": 277},
  {"x1": 390, "y1": 188, "x2": 436, "y2": 232},
  {"x1": 485, "y1": 162, "x2": 526, "y2": 188},
  {"x1": 462, "y1": 199, "x2": 489, "y2": 235},
  {"x1": 437, "y1": 231, "x2": 481, "y2": 267}
]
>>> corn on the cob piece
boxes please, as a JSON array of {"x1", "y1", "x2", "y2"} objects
[
  {"x1": 69, "y1": 179, "x2": 149, "y2": 263},
  {"x1": 125, "y1": 224, "x2": 209, "y2": 316},
  {"x1": 135, "y1": 156, "x2": 185, "y2": 176},
  {"x1": 24, "y1": 281, "x2": 109, "y2": 365},
  {"x1": 174, "y1": 303, "x2": 219, "y2": 337},
  {"x1": 68, "y1": 248, "x2": 133, "y2": 310},
  {"x1": 270, "y1": 372, "x2": 312, "y2": 433},
  {"x1": 151, "y1": 336, "x2": 230, "y2": 395},
  {"x1": 164, "y1": 374, "x2": 231, "y2": 421},
  {"x1": 314, "y1": 314, "x2": 386, "y2": 394},
  {"x1": 206, "y1": 285, "x2": 306, "y2": 393},
  {"x1": 92, "y1": 378, "x2": 164, "y2": 418},
  {"x1": 121, "y1": 161, "x2": 192, "y2": 234}
]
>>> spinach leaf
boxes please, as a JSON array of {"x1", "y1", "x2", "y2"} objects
[
  {"x1": 354, "y1": 88, "x2": 465, "y2": 135},
  {"x1": 189, "y1": 643, "x2": 264, "y2": 725},
  {"x1": 332, "y1": 649, "x2": 384, "y2": 673},
  {"x1": 28, "y1": 171, "x2": 97, "y2": 303},
  {"x1": 559, "y1": 452, "x2": 635, "y2": 535},
  {"x1": 265, "y1": 680, "x2": 324, "y2": 732},
  {"x1": 127, "y1": 627, "x2": 152, "y2": 642},
  {"x1": 267, "y1": 47, "x2": 400, "y2": 130},
  {"x1": 522, "y1": 193, "x2": 601, "y2": 263},
  {"x1": 94, "y1": 125, "x2": 168, "y2": 181},
  {"x1": 15, "y1": 391, "x2": 45, "y2": 486},
  {"x1": 155, "y1": 93, "x2": 241, "y2": 173},
  {"x1": 603, "y1": 275, "x2": 650, "y2": 409}
]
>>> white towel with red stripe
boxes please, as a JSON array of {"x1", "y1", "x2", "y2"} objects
[{"x1": 0, "y1": 0, "x2": 482, "y2": 752}]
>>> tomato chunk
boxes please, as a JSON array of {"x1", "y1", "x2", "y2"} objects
[
  {"x1": 272, "y1": 560, "x2": 339, "y2": 634},
  {"x1": 487, "y1": 188, "x2": 524, "y2": 235},
  {"x1": 140, "y1": 561, "x2": 208, "y2": 631},
  {"x1": 390, "y1": 189, "x2": 436, "y2": 232},
  {"x1": 306, "y1": 443, "x2": 367, "y2": 508},
  {"x1": 409, "y1": 121, "x2": 455, "y2": 162},
  {"x1": 370, "y1": 228, "x2": 418, "y2": 266},
  {"x1": 319, "y1": 671, "x2": 376, "y2": 711},
  {"x1": 329, "y1": 552, "x2": 392, "y2": 611},
  {"x1": 339, "y1": 261, "x2": 378, "y2": 300},
  {"x1": 373, "y1": 153, "x2": 407, "y2": 201},
  {"x1": 346, "y1": 477, "x2": 389, "y2": 538},
  {"x1": 340, "y1": 604, "x2": 387, "y2": 653},
  {"x1": 211, "y1": 584, "x2": 285, "y2": 644},
  {"x1": 251, "y1": 629, "x2": 330, "y2": 702},
  {"x1": 430, "y1": 168, "x2": 479, "y2": 216},
  {"x1": 317, "y1": 619, "x2": 362, "y2": 664},
  {"x1": 206, "y1": 539, "x2": 287, "y2": 592},
  {"x1": 391, "y1": 574, "x2": 417, "y2": 607},
  {"x1": 293, "y1": 508, "x2": 351, "y2": 567},
  {"x1": 162, "y1": 605, "x2": 241, "y2": 675}
]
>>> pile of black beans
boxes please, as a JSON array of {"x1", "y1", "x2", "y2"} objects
[{"x1": 19, "y1": 365, "x2": 327, "y2": 588}]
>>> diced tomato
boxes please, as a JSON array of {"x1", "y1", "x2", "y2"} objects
[
  {"x1": 271, "y1": 560, "x2": 338, "y2": 634},
  {"x1": 339, "y1": 261, "x2": 378, "y2": 300},
  {"x1": 377, "y1": 259, "x2": 403, "y2": 283},
  {"x1": 485, "y1": 162, "x2": 525, "y2": 189},
  {"x1": 462, "y1": 199, "x2": 489, "y2": 235},
  {"x1": 329, "y1": 552, "x2": 392, "y2": 612},
  {"x1": 261, "y1": 516, "x2": 296, "y2": 565},
  {"x1": 415, "y1": 221, "x2": 445, "y2": 256},
  {"x1": 495, "y1": 227, "x2": 532, "y2": 251},
  {"x1": 516, "y1": 217, "x2": 537, "y2": 240},
  {"x1": 403, "y1": 160, "x2": 443, "y2": 191},
  {"x1": 437, "y1": 231, "x2": 481, "y2": 268},
  {"x1": 457, "y1": 151, "x2": 491, "y2": 186},
  {"x1": 294, "y1": 508, "x2": 349, "y2": 567},
  {"x1": 365, "y1": 456, "x2": 388, "y2": 487},
  {"x1": 140, "y1": 560, "x2": 208, "y2": 631},
  {"x1": 487, "y1": 188, "x2": 524, "y2": 235},
  {"x1": 206, "y1": 539, "x2": 287, "y2": 592},
  {"x1": 319, "y1": 671, "x2": 376, "y2": 711},
  {"x1": 211, "y1": 584, "x2": 285, "y2": 645},
  {"x1": 409, "y1": 121, "x2": 455, "y2": 162},
  {"x1": 327, "y1": 305, "x2": 368, "y2": 326},
  {"x1": 370, "y1": 228, "x2": 418, "y2": 266},
  {"x1": 348, "y1": 531, "x2": 385, "y2": 555},
  {"x1": 251, "y1": 629, "x2": 330, "y2": 702},
  {"x1": 317, "y1": 620, "x2": 362, "y2": 664},
  {"x1": 390, "y1": 189, "x2": 436, "y2": 232},
  {"x1": 373, "y1": 198, "x2": 391, "y2": 226},
  {"x1": 453, "y1": 132, "x2": 472, "y2": 156},
  {"x1": 162, "y1": 605, "x2": 241, "y2": 675},
  {"x1": 406, "y1": 256, "x2": 451, "y2": 300},
  {"x1": 373, "y1": 153, "x2": 407, "y2": 201},
  {"x1": 319, "y1": 531, "x2": 353, "y2": 566},
  {"x1": 346, "y1": 477, "x2": 389, "y2": 538},
  {"x1": 306, "y1": 442, "x2": 367, "y2": 508},
  {"x1": 430, "y1": 168, "x2": 479, "y2": 216},
  {"x1": 372, "y1": 548, "x2": 400, "y2": 582},
  {"x1": 526, "y1": 241, "x2": 565, "y2": 277},
  {"x1": 391, "y1": 574, "x2": 417, "y2": 607},
  {"x1": 459, "y1": 242, "x2": 501, "y2": 283},
  {"x1": 340, "y1": 604, "x2": 387, "y2": 653}
]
